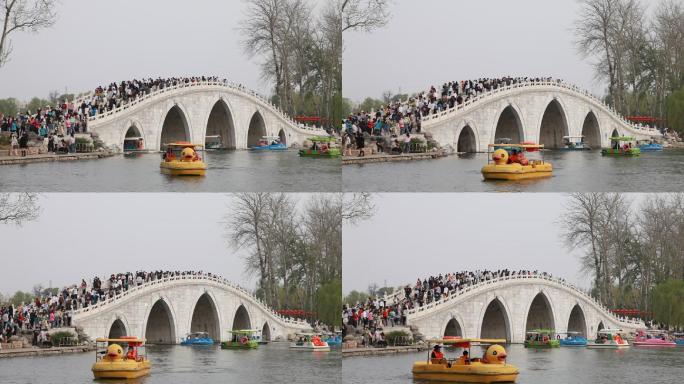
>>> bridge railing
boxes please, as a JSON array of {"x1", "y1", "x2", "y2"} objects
[
  {"x1": 72, "y1": 273, "x2": 309, "y2": 327},
  {"x1": 419, "y1": 80, "x2": 661, "y2": 136},
  {"x1": 392, "y1": 274, "x2": 643, "y2": 326},
  {"x1": 85, "y1": 80, "x2": 325, "y2": 134}
]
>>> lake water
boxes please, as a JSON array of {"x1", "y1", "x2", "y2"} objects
[
  {"x1": 0, "y1": 343, "x2": 341, "y2": 384},
  {"x1": 0, "y1": 150, "x2": 341, "y2": 192},
  {"x1": 342, "y1": 344, "x2": 684, "y2": 384},
  {"x1": 342, "y1": 149, "x2": 684, "y2": 192}
]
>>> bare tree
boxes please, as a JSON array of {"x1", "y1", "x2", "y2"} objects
[
  {"x1": 0, "y1": 0, "x2": 56, "y2": 67},
  {"x1": 342, "y1": 192, "x2": 375, "y2": 225},
  {"x1": 0, "y1": 193, "x2": 40, "y2": 225},
  {"x1": 340, "y1": 0, "x2": 391, "y2": 33}
]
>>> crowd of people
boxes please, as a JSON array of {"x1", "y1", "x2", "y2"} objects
[
  {"x1": 0, "y1": 271, "x2": 215, "y2": 344},
  {"x1": 341, "y1": 77, "x2": 562, "y2": 156}
]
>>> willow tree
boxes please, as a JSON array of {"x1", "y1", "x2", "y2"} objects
[{"x1": 0, "y1": 0, "x2": 56, "y2": 67}]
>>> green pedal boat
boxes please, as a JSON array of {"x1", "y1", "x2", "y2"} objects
[
  {"x1": 299, "y1": 136, "x2": 341, "y2": 158},
  {"x1": 601, "y1": 137, "x2": 641, "y2": 156},
  {"x1": 524, "y1": 329, "x2": 560, "y2": 348},
  {"x1": 221, "y1": 330, "x2": 259, "y2": 350}
]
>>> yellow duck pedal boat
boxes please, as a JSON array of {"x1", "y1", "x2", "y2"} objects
[
  {"x1": 92, "y1": 337, "x2": 151, "y2": 380},
  {"x1": 160, "y1": 142, "x2": 207, "y2": 176},
  {"x1": 481, "y1": 144, "x2": 552, "y2": 181},
  {"x1": 412, "y1": 338, "x2": 519, "y2": 383}
]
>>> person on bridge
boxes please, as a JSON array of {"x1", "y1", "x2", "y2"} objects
[{"x1": 431, "y1": 345, "x2": 446, "y2": 364}]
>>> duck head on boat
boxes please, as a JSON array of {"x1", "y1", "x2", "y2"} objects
[
  {"x1": 412, "y1": 338, "x2": 519, "y2": 383},
  {"x1": 92, "y1": 337, "x2": 151, "y2": 379},
  {"x1": 160, "y1": 142, "x2": 207, "y2": 176}
]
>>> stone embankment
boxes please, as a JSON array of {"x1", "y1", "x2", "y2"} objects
[
  {"x1": 342, "y1": 149, "x2": 453, "y2": 165},
  {"x1": 0, "y1": 345, "x2": 95, "y2": 358},
  {"x1": 0, "y1": 150, "x2": 115, "y2": 165}
]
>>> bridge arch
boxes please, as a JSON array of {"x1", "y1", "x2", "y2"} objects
[
  {"x1": 567, "y1": 304, "x2": 588, "y2": 337},
  {"x1": 443, "y1": 317, "x2": 464, "y2": 338},
  {"x1": 189, "y1": 292, "x2": 221, "y2": 341},
  {"x1": 457, "y1": 124, "x2": 478, "y2": 153},
  {"x1": 479, "y1": 297, "x2": 511, "y2": 342},
  {"x1": 278, "y1": 128, "x2": 287, "y2": 146},
  {"x1": 262, "y1": 322, "x2": 272, "y2": 341},
  {"x1": 159, "y1": 104, "x2": 191, "y2": 149},
  {"x1": 581, "y1": 111, "x2": 601, "y2": 148},
  {"x1": 525, "y1": 292, "x2": 556, "y2": 332},
  {"x1": 493, "y1": 104, "x2": 524, "y2": 144},
  {"x1": 247, "y1": 111, "x2": 267, "y2": 148},
  {"x1": 122, "y1": 121, "x2": 145, "y2": 151},
  {"x1": 232, "y1": 304, "x2": 252, "y2": 330},
  {"x1": 597, "y1": 321, "x2": 605, "y2": 331},
  {"x1": 610, "y1": 128, "x2": 620, "y2": 139},
  {"x1": 205, "y1": 98, "x2": 236, "y2": 149},
  {"x1": 144, "y1": 297, "x2": 177, "y2": 344},
  {"x1": 108, "y1": 316, "x2": 129, "y2": 339},
  {"x1": 538, "y1": 98, "x2": 569, "y2": 149}
]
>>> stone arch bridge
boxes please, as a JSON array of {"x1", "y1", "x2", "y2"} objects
[
  {"x1": 87, "y1": 80, "x2": 327, "y2": 151},
  {"x1": 420, "y1": 80, "x2": 661, "y2": 152},
  {"x1": 386, "y1": 274, "x2": 643, "y2": 343},
  {"x1": 72, "y1": 274, "x2": 311, "y2": 344}
]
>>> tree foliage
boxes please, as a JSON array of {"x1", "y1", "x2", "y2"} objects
[
  {"x1": 561, "y1": 193, "x2": 684, "y2": 324},
  {"x1": 0, "y1": 0, "x2": 57, "y2": 67},
  {"x1": 226, "y1": 193, "x2": 342, "y2": 325},
  {"x1": 574, "y1": 0, "x2": 684, "y2": 131},
  {"x1": 239, "y1": 0, "x2": 343, "y2": 130},
  {"x1": 651, "y1": 280, "x2": 684, "y2": 328}
]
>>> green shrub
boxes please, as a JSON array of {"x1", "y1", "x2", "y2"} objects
[
  {"x1": 385, "y1": 330, "x2": 412, "y2": 346},
  {"x1": 50, "y1": 331, "x2": 77, "y2": 346}
]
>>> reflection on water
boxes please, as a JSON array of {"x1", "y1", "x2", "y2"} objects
[
  {"x1": 0, "y1": 150, "x2": 340, "y2": 192},
  {"x1": 343, "y1": 149, "x2": 684, "y2": 192},
  {"x1": 343, "y1": 344, "x2": 684, "y2": 384},
  {"x1": 0, "y1": 343, "x2": 340, "y2": 384}
]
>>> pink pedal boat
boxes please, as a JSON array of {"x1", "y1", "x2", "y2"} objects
[{"x1": 633, "y1": 330, "x2": 676, "y2": 347}]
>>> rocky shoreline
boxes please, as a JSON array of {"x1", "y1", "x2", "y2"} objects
[{"x1": 0, "y1": 150, "x2": 115, "y2": 165}]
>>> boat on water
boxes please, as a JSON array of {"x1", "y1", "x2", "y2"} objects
[
  {"x1": 673, "y1": 333, "x2": 684, "y2": 346},
  {"x1": 638, "y1": 140, "x2": 664, "y2": 151},
  {"x1": 524, "y1": 330, "x2": 560, "y2": 349},
  {"x1": 559, "y1": 332, "x2": 587, "y2": 347},
  {"x1": 205, "y1": 135, "x2": 223, "y2": 150},
  {"x1": 322, "y1": 332, "x2": 342, "y2": 346},
  {"x1": 633, "y1": 329, "x2": 676, "y2": 347},
  {"x1": 249, "y1": 330, "x2": 268, "y2": 345},
  {"x1": 586, "y1": 329, "x2": 630, "y2": 349},
  {"x1": 180, "y1": 332, "x2": 214, "y2": 346},
  {"x1": 412, "y1": 338, "x2": 519, "y2": 383},
  {"x1": 299, "y1": 136, "x2": 341, "y2": 158},
  {"x1": 250, "y1": 136, "x2": 287, "y2": 151},
  {"x1": 123, "y1": 136, "x2": 146, "y2": 152},
  {"x1": 601, "y1": 137, "x2": 641, "y2": 156},
  {"x1": 481, "y1": 144, "x2": 552, "y2": 181},
  {"x1": 91, "y1": 337, "x2": 151, "y2": 379},
  {"x1": 289, "y1": 333, "x2": 331, "y2": 351},
  {"x1": 221, "y1": 329, "x2": 259, "y2": 350},
  {"x1": 159, "y1": 142, "x2": 207, "y2": 176},
  {"x1": 561, "y1": 135, "x2": 591, "y2": 150}
]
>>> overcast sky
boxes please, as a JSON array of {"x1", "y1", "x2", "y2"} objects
[
  {"x1": 0, "y1": 0, "x2": 267, "y2": 101},
  {"x1": 0, "y1": 193, "x2": 307, "y2": 296},
  {"x1": 343, "y1": 194, "x2": 645, "y2": 294},
  {"x1": 343, "y1": 0, "x2": 617, "y2": 102}
]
